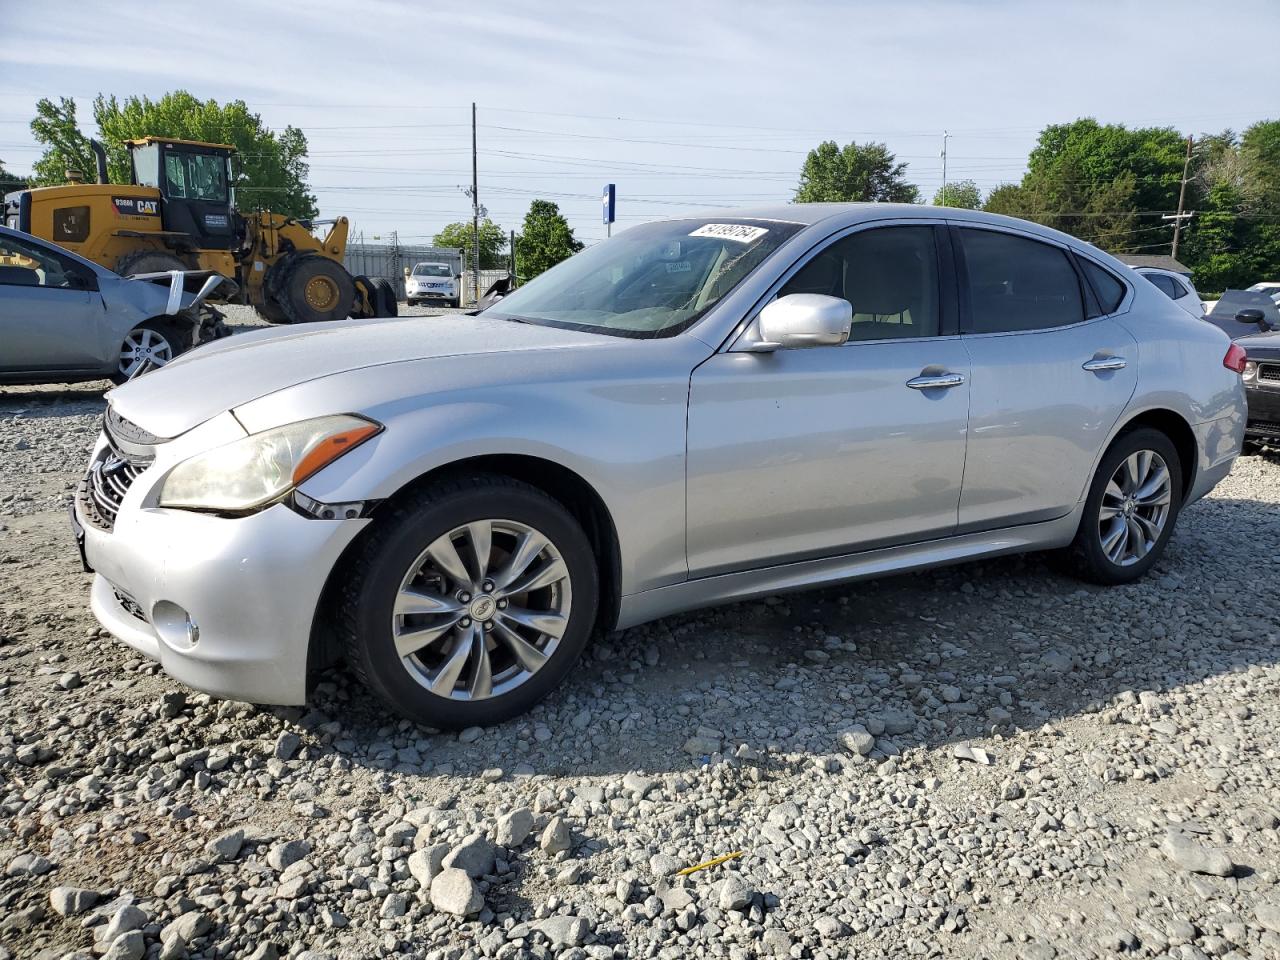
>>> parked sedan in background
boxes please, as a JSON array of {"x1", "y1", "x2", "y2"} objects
[
  {"x1": 0, "y1": 225, "x2": 230, "y2": 385},
  {"x1": 76, "y1": 205, "x2": 1246, "y2": 728},
  {"x1": 1133, "y1": 266, "x2": 1206, "y2": 317},
  {"x1": 1208, "y1": 290, "x2": 1280, "y2": 448}
]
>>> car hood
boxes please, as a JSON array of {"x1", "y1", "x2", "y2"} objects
[
  {"x1": 106, "y1": 314, "x2": 609, "y2": 439},
  {"x1": 1238, "y1": 329, "x2": 1280, "y2": 360}
]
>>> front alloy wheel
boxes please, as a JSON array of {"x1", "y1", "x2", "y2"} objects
[
  {"x1": 393, "y1": 519, "x2": 572, "y2": 701},
  {"x1": 341, "y1": 476, "x2": 598, "y2": 728}
]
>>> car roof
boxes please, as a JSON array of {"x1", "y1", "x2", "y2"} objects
[{"x1": 667, "y1": 203, "x2": 1101, "y2": 250}]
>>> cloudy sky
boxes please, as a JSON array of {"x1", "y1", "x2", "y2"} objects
[{"x1": 1, "y1": 0, "x2": 1275, "y2": 245}]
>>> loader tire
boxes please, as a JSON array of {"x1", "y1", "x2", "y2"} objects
[
  {"x1": 277, "y1": 255, "x2": 355, "y2": 324},
  {"x1": 255, "y1": 299, "x2": 291, "y2": 324},
  {"x1": 371, "y1": 277, "x2": 398, "y2": 317},
  {"x1": 115, "y1": 250, "x2": 188, "y2": 276}
]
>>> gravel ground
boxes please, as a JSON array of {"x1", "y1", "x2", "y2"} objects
[{"x1": 2, "y1": 308, "x2": 1279, "y2": 960}]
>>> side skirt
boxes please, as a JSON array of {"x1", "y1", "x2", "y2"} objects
[{"x1": 616, "y1": 511, "x2": 1082, "y2": 630}]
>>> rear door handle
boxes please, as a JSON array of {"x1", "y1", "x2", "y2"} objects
[
  {"x1": 1083, "y1": 356, "x2": 1127, "y2": 372},
  {"x1": 906, "y1": 372, "x2": 966, "y2": 390}
]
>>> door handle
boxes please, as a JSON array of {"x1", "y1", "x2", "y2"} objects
[
  {"x1": 906, "y1": 372, "x2": 966, "y2": 390},
  {"x1": 1082, "y1": 356, "x2": 1127, "y2": 372}
]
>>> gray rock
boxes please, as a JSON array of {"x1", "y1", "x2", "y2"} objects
[
  {"x1": 273, "y1": 731, "x2": 300, "y2": 760},
  {"x1": 205, "y1": 827, "x2": 243, "y2": 861},
  {"x1": 49, "y1": 886, "x2": 98, "y2": 917},
  {"x1": 540, "y1": 816, "x2": 571, "y2": 855},
  {"x1": 102, "y1": 931, "x2": 145, "y2": 960},
  {"x1": 622, "y1": 772, "x2": 656, "y2": 797},
  {"x1": 162, "y1": 910, "x2": 211, "y2": 944},
  {"x1": 837, "y1": 724, "x2": 875, "y2": 757},
  {"x1": 442, "y1": 832, "x2": 495, "y2": 878},
  {"x1": 1256, "y1": 903, "x2": 1280, "y2": 934},
  {"x1": 537, "y1": 915, "x2": 589, "y2": 948},
  {"x1": 495, "y1": 807, "x2": 534, "y2": 847},
  {"x1": 815, "y1": 915, "x2": 845, "y2": 939},
  {"x1": 762, "y1": 928, "x2": 792, "y2": 956},
  {"x1": 458, "y1": 726, "x2": 483, "y2": 743},
  {"x1": 718, "y1": 874, "x2": 752, "y2": 911},
  {"x1": 99, "y1": 905, "x2": 148, "y2": 944},
  {"x1": 5, "y1": 853, "x2": 53, "y2": 876},
  {"x1": 1162, "y1": 830, "x2": 1235, "y2": 877},
  {"x1": 683, "y1": 735, "x2": 721, "y2": 755},
  {"x1": 408, "y1": 843, "x2": 449, "y2": 888},
  {"x1": 430, "y1": 867, "x2": 483, "y2": 915},
  {"x1": 246, "y1": 944, "x2": 279, "y2": 960},
  {"x1": 266, "y1": 839, "x2": 310, "y2": 871},
  {"x1": 649, "y1": 853, "x2": 683, "y2": 877}
]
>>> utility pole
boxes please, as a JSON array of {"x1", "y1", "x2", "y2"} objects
[
  {"x1": 470, "y1": 102, "x2": 480, "y2": 307},
  {"x1": 1169, "y1": 135, "x2": 1194, "y2": 261},
  {"x1": 940, "y1": 130, "x2": 951, "y2": 198},
  {"x1": 509, "y1": 228, "x2": 517, "y2": 287}
]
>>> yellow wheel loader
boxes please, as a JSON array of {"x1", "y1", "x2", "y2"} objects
[{"x1": 2, "y1": 137, "x2": 396, "y2": 328}]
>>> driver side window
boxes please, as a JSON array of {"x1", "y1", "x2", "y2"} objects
[
  {"x1": 0, "y1": 235, "x2": 81, "y2": 289},
  {"x1": 780, "y1": 226, "x2": 941, "y2": 341}
]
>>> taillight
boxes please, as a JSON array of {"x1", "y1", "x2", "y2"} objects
[{"x1": 1224, "y1": 343, "x2": 1248, "y2": 374}]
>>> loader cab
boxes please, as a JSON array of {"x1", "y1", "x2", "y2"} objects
[{"x1": 127, "y1": 138, "x2": 236, "y2": 251}]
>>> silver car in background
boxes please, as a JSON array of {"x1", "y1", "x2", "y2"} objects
[
  {"x1": 76, "y1": 205, "x2": 1247, "y2": 728},
  {"x1": 0, "y1": 224, "x2": 226, "y2": 385}
]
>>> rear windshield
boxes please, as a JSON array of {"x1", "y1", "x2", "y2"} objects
[{"x1": 483, "y1": 218, "x2": 803, "y2": 338}]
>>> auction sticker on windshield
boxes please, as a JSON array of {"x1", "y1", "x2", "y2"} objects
[{"x1": 689, "y1": 223, "x2": 769, "y2": 243}]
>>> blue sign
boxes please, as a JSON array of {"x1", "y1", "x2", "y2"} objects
[{"x1": 602, "y1": 183, "x2": 616, "y2": 225}]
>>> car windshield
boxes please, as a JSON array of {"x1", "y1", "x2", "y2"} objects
[
  {"x1": 483, "y1": 218, "x2": 803, "y2": 337},
  {"x1": 413, "y1": 264, "x2": 451, "y2": 277}
]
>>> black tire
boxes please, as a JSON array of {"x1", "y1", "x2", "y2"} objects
[
  {"x1": 277, "y1": 255, "x2": 355, "y2": 324},
  {"x1": 255, "y1": 299, "x2": 291, "y2": 324},
  {"x1": 1063, "y1": 427, "x2": 1183, "y2": 585},
  {"x1": 110, "y1": 318, "x2": 192, "y2": 385},
  {"x1": 115, "y1": 250, "x2": 188, "y2": 276},
  {"x1": 448, "y1": 298, "x2": 460, "y2": 309},
  {"x1": 339, "y1": 475, "x2": 599, "y2": 728},
  {"x1": 371, "y1": 277, "x2": 398, "y2": 317}
]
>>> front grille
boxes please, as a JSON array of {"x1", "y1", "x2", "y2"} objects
[
  {"x1": 1247, "y1": 418, "x2": 1280, "y2": 438},
  {"x1": 78, "y1": 418, "x2": 154, "y2": 532},
  {"x1": 1258, "y1": 364, "x2": 1280, "y2": 384}
]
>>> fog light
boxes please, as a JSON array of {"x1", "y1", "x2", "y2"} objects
[{"x1": 152, "y1": 601, "x2": 200, "y2": 650}]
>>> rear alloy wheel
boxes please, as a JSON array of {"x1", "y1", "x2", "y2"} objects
[
  {"x1": 1064, "y1": 427, "x2": 1182, "y2": 585},
  {"x1": 340, "y1": 477, "x2": 598, "y2": 728},
  {"x1": 112, "y1": 319, "x2": 190, "y2": 384}
]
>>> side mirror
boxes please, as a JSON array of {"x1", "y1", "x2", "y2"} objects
[
  {"x1": 1236, "y1": 308, "x2": 1273, "y2": 331},
  {"x1": 754, "y1": 294, "x2": 851, "y2": 351}
]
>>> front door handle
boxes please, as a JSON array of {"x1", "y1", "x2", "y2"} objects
[
  {"x1": 906, "y1": 372, "x2": 966, "y2": 390},
  {"x1": 1083, "y1": 356, "x2": 1127, "y2": 372}
]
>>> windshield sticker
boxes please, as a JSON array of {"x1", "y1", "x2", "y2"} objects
[
  {"x1": 689, "y1": 223, "x2": 769, "y2": 244},
  {"x1": 665, "y1": 261, "x2": 692, "y2": 273}
]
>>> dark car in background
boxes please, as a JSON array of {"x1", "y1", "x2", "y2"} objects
[{"x1": 1210, "y1": 290, "x2": 1280, "y2": 447}]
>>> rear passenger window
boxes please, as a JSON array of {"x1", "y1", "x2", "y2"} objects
[
  {"x1": 780, "y1": 226, "x2": 940, "y2": 341},
  {"x1": 1145, "y1": 274, "x2": 1178, "y2": 298},
  {"x1": 960, "y1": 229, "x2": 1084, "y2": 333},
  {"x1": 1081, "y1": 259, "x2": 1126, "y2": 314}
]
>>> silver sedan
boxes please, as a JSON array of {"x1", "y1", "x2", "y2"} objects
[{"x1": 76, "y1": 205, "x2": 1247, "y2": 728}]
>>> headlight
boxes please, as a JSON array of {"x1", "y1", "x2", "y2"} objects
[
  {"x1": 158, "y1": 414, "x2": 381, "y2": 513},
  {"x1": 1243, "y1": 361, "x2": 1257, "y2": 381}
]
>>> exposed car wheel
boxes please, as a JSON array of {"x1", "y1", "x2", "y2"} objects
[
  {"x1": 1064, "y1": 427, "x2": 1182, "y2": 585},
  {"x1": 197, "y1": 306, "x2": 233, "y2": 343},
  {"x1": 277, "y1": 254, "x2": 355, "y2": 323},
  {"x1": 112, "y1": 319, "x2": 191, "y2": 384},
  {"x1": 340, "y1": 475, "x2": 599, "y2": 728},
  {"x1": 115, "y1": 250, "x2": 188, "y2": 276}
]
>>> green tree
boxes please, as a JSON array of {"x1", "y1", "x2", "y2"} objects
[
  {"x1": 514, "y1": 200, "x2": 582, "y2": 280},
  {"x1": 794, "y1": 140, "x2": 919, "y2": 203},
  {"x1": 932, "y1": 179, "x2": 981, "y2": 209},
  {"x1": 433, "y1": 219, "x2": 507, "y2": 270},
  {"x1": 0, "y1": 158, "x2": 24, "y2": 194},
  {"x1": 29, "y1": 91, "x2": 318, "y2": 218}
]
